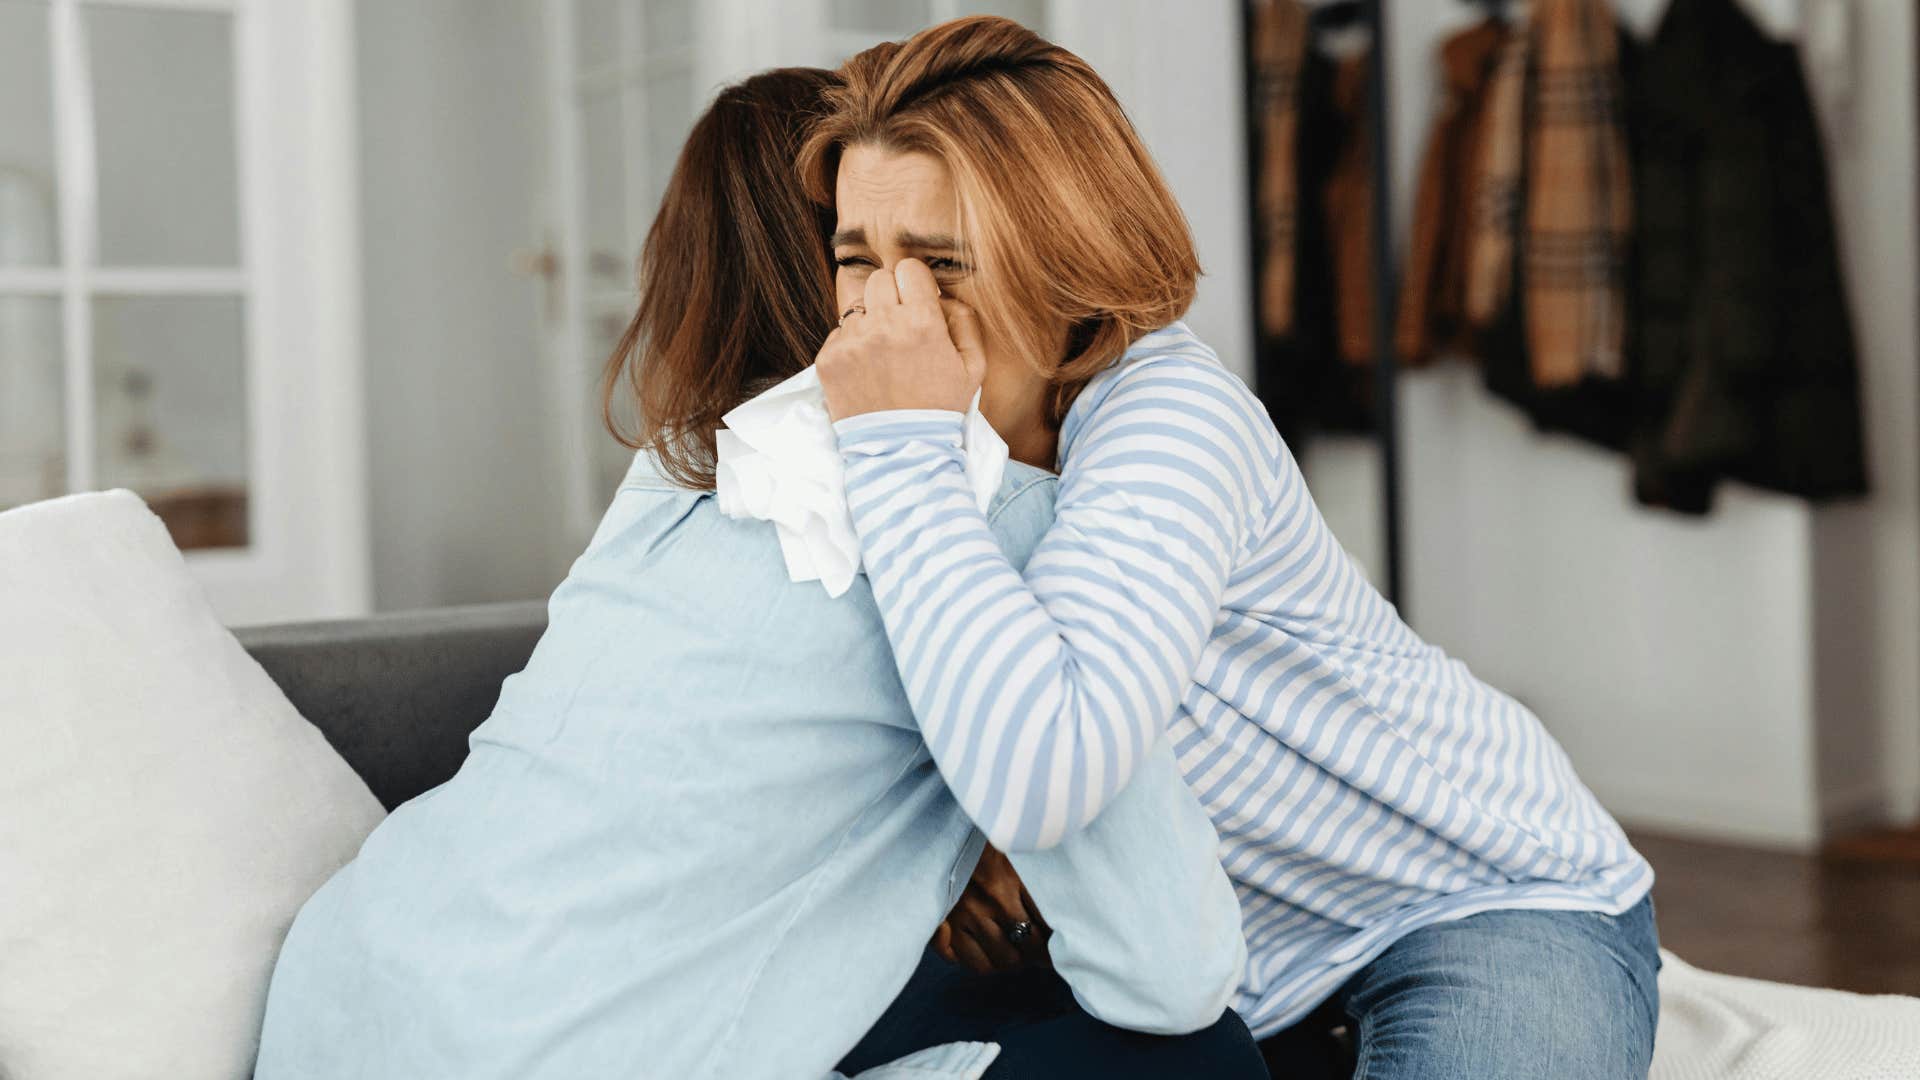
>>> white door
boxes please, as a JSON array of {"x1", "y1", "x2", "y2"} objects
[
  {"x1": 0, "y1": 0, "x2": 368, "y2": 627},
  {"x1": 535, "y1": 0, "x2": 1048, "y2": 553}
]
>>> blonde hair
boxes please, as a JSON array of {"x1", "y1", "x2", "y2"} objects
[{"x1": 797, "y1": 16, "x2": 1200, "y2": 425}]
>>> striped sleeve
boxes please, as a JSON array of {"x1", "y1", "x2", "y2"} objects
[{"x1": 833, "y1": 353, "x2": 1268, "y2": 851}]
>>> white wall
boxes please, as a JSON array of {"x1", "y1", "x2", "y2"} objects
[
  {"x1": 355, "y1": 0, "x2": 571, "y2": 611},
  {"x1": 1049, "y1": 0, "x2": 1253, "y2": 386},
  {"x1": 1803, "y1": 0, "x2": 1920, "y2": 836}
]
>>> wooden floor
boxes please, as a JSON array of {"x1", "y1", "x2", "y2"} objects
[{"x1": 1630, "y1": 830, "x2": 1920, "y2": 995}]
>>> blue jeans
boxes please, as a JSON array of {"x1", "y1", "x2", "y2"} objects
[
  {"x1": 837, "y1": 948, "x2": 1269, "y2": 1079},
  {"x1": 843, "y1": 894, "x2": 1659, "y2": 1080},
  {"x1": 1260, "y1": 894, "x2": 1663, "y2": 1080}
]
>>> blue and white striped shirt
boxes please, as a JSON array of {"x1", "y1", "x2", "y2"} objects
[{"x1": 831, "y1": 320, "x2": 1653, "y2": 1037}]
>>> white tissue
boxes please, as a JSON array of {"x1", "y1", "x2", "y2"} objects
[{"x1": 714, "y1": 365, "x2": 1008, "y2": 598}]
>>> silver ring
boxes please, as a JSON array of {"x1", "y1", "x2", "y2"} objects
[
  {"x1": 838, "y1": 304, "x2": 866, "y2": 327},
  {"x1": 1004, "y1": 920, "x2": 1034, "y2": 946}
]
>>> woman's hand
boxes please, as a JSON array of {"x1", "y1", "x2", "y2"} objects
[
  {"x1": 816, "y1": 258, "x2": 987, "y2": 422},
  {"x1": 931, "y1": 845, "x2": 1052, "y2": 974}
]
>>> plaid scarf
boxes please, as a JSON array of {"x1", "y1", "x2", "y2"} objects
[
  {"x1": 1523, "y1": 0, "x2": 1632, "y2": 387},
  {"x1": 1463, "y1": 18, "x2": 1529, "y2": 331},
  {"x1": 1251, "y1": 0, "x2": 1309, "y2": 339}
]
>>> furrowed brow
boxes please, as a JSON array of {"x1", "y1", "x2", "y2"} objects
[
  {"x1": 896, "y1": 230, "x2": 962, "y2": 253},
  {"x1": 829, "y1": 227, "x2": 867, "y2": 248}
]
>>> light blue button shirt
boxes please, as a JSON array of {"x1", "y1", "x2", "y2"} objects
[{"x1": 254, "y1": 452, "x2": 1243, "y2": 1080}]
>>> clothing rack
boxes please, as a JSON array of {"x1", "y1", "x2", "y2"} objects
[
  {"x1": 1362, "y1": 0, "x2": 1404, "y2": 609},
  {"x1": 1241, "y1": 0, "x2": 1405, "y2": 609}
]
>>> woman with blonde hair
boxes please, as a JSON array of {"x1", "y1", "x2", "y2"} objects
[{"x1": 809, "y1": 16, "x2": 1661, "y2": 1079}]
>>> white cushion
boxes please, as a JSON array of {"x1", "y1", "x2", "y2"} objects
[{"x1": 0, "y1": 489, "x2": 386, "y2": 1080}]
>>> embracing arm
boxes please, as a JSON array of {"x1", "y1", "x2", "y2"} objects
[
  {"x1": 833, "y1": 349, "x2": 1271, "y2": 852},
  {"x1": 927, "y1": 738, "x2": 1246, "y2": 1034},
  {"x1": 1007, "y1": 732, "x2": 1247, "y2": 1034}
]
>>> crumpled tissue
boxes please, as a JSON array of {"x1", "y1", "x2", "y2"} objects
[{"x1": 714, "y1": 365, "x2": 1007, "y2": 597}]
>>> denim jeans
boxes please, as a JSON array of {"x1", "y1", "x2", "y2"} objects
[
  {"x1": 845, "y1": 894, "x2": 1658, "y2": 1080},
  {"x1": 1260, "y1": 893, "x2": 1663, "y2": 1080}
]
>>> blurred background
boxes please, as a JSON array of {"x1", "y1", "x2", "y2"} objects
[{"x1": 2, "y1": 0, "x2": 1914, "y2": 989}]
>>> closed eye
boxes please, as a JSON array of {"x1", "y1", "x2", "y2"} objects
[
  {"x1": 925, "y1": 257, "x2": 970, "y2": 274},
  {"x1": 834, "y1": 253, "x2": 878, "y2": 269}
]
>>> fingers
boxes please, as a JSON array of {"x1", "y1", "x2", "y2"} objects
[
  {"x1": 950, "y1": 928, "x2": 995, "y2": 975},
  {"x1": 817, "y1": 260, "x2": 976, "y2": 416},
  {"x1": 863, "y1": 258, "x2": 901, "y2": 310},
  {"x1": 972, "y1": 846, "x2": 1030, "y2": 925},
  {"x1": 940, "y1": 298, "x2": 983, "y2": 354},
  {"x1": 970, "y1": 845, "x2": 1037, "y2": 940},
  {"x1": 948, "y1": 886, "x2": 1027, "y2": 972},
  {"x1": 958, "y1": 918, "x2": 1024, "y2": 971},
  {"x1": 979, "y1": 863, "x2": 1049, "y2": 966},
  {"x1": 1014, "y1": 883, "x2": 1052, "y2": 966},
  {"x1": 894, "y1": 258, "x2": 942, "y2": 306},
  {"x1": 1019, "y1": 884, "x2": 1050, "y2": 935},
  {"x1": 931, "y1": 920, "x2": 957, "y2": 965},
  {"x1": 940, "y1": 299, "x2": 987, "y2": 388},
  {"x1": 978, "y1": 856, "x2": 1025, "y2": 910}
]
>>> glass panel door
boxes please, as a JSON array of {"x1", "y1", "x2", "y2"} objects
[
  {"x1": 92, "y1": 295, "x2": 248, "y2": 547},
  {"x1": 0, "y1": 295, "x2": 63, "y2": 508},
  {"x1": 0, "y1": 0, "x2": 60, "y2": 268},
  {"x1": 85, "y1": 2, "x2": 249, "y2": 549},
  {"x1": 88, "y1": 4, "x2": 242, "y2": 268},
  {"x1": 0, "y1": 0, "x2": 250, "y2": 553},
  {"x1": 0, "y1": 0, "x2": 369, "y2": 624}
]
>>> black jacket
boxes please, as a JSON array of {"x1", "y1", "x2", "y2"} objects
[
  {"x1": 1621, "y1": 0, "x2": 1868, "y2": 512},
  {"x1": 1481, "y1": 0, "x2": 1867, "y2": 513}
]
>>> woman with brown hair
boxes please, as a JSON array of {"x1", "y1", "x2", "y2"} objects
[
  {"x1": 255, "y1": 66, "x2": 1265, "y2": 1080},
  {"x1": 807, "y1": 16, "x2": 1662, "y2": 1079}
]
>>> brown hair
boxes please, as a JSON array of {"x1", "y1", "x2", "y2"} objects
[
  {"x1": 600, "y1": 67, "x2": 840, "y2": 490},
  {"x1": 797, "y1": 16, "x2": 1200, "y2": 424}
]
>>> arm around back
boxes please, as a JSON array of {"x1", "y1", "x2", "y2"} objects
[
  {"x1": 974, "y1": 454, "x2": 1245, "y2": 1034},
  {"x1": 1007, "y1": 737, "x2": 1246, "y2": 1035}
]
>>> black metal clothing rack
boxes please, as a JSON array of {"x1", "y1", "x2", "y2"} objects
[{"x1": 1240, "y1": 0, "x2": 1405, "y2": 609}]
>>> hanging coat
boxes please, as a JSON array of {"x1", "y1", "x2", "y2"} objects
[
  {"x1": 1397, "y1": 18, "x2": 1513, "y2": 367},
  {"x1": 1250, "y1": 0, "x2": 1374, "y2": 446},
  {"x1": 1623, "y1": 0, "x2": 1868, "y2": 512},
  {"x1": 1478, "y1": 9, "x2": 1638, "y2": 454}
]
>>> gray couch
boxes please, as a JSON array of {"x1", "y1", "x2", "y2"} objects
[{"x1": 233, "y1": 600, "x2": 549, "y2": 810}]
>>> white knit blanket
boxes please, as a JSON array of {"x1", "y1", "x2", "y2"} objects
[{"x1": 1653, "y1": 949, "x2": 1920, "y2": 1079}]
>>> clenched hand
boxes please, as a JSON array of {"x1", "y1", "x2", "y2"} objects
[
  {"x1": 816, "y1": 257, "x2": 987, "y2": 422},
  {"x1": 932, "y1": 844, "x2": 1053, "y2": 974}
]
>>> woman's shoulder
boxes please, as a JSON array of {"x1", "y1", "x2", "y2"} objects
[
  {"x1": 563, "y1": 458, "x2": 802, "y2": 615},
  {"x1": 1062, "y1": 321, "x2": 1276, "y2": 460},
  {"x1": 1123, "y1": 319, "x2": 1221, "y2": 366},
  {"x1": 580, "y1": 481, "x2": 782, "y2": 589}
]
